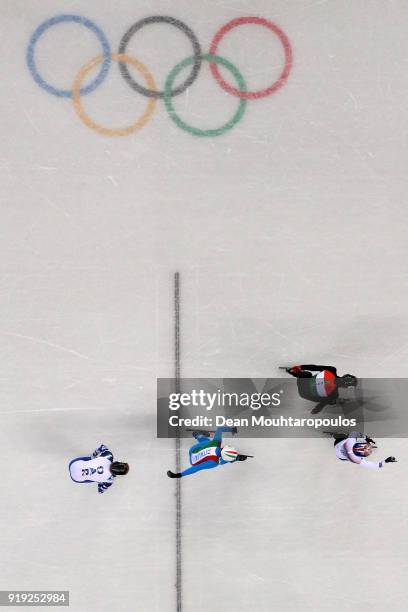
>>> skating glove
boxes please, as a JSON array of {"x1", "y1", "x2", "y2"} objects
[
  {"x1": 236, "y1": 454, "x2": 248, "y2": 461},
  {"x1": 288, "y1": 365, "x2": 301, "y2": 375}
]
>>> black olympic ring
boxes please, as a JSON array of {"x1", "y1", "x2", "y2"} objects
[{"x1": 118, "y1": 15, "x2": 202, "y2": 99}]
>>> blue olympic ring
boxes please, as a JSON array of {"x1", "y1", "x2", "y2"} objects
[{"x1": 26, "y1": 14, "x2": 111, "y2": 98}]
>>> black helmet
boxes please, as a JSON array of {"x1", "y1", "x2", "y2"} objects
[
  {"x1": 338, "y1": 374, "x2": 358, "y2": 388},
  {"x1": 110, "y1": 461, "x2": 129, "y2": 476}
]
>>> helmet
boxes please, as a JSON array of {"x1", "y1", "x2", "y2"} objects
[
  {"x1": 110, "y1": 461, "x2": 129, "y2": 476},
  {"x1": 339, "y1": 374, "x2": 358, "y2": 388},
  {"x1": 353, "y1": 442, "x2": 372, "y2": 457},
  {"x1": 221, "y1": 446, "x2": 238, "y2": 462}
]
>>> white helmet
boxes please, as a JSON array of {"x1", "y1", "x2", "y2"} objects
[{"x1": 221, "y1": 446, "x2": 238, "y2": 462}]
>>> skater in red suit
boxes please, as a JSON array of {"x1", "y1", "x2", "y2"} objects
[{"x1": 286, "y1": 364, "x2": 357, "y2": 414}]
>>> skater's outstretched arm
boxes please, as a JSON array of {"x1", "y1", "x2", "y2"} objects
[
  {"x1": 92, "y1": 444, "x2": 113, "y2": 461},
  {"x1": 98, "y1": 480, "x2": 114, "y2": 493},
  {"x1": 301, "y1": 365, "x2": 338, "y2": 375}
]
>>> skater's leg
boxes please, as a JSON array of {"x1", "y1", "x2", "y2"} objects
[
  {"x1": 288, "y1": 369, "x2": 312, "y2": 379},
  {"x1": 333, "y1": 434, "x2": 348, "y2": 446},
  {"x1": 180, "y1": 461, "x2": 218, "y2": 478},
  {"x1": 193, "y1": 434, "x2": 211, "y2": 444},
  {"x1": 213, "y1": 426, "x2": 236, "y2": 442}
]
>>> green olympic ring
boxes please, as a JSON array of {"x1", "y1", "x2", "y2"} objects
[{"x1": 164, "y1": 54, "x2": 247, "y2": 137}]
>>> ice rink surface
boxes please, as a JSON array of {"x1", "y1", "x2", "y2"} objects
[{"x1": 1, "y1": 1, "x2": 408, "y2": 610}]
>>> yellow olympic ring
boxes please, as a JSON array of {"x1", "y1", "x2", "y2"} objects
[{"x1": 72, "y1": 53, "x2": 156, "y2": 136}]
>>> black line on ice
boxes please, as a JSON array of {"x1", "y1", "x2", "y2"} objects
[{"x1": 174, "y1": 272, "x2": 182, "y2": 611}]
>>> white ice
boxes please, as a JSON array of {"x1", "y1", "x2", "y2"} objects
[{"x1": 1, "y1": 1, "x2": 408, "y2": 611}]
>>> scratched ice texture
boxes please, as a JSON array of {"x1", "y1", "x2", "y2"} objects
[{"x1": 1, "y1": 1, "x2": 408, "y2": 611}]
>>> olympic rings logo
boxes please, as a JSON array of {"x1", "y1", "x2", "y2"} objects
[{"x1": 27, "y1": 14, "x2": 293, "y2": 138}]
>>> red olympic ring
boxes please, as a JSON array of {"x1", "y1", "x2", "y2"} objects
[{"x1": 209, "y1": 16, "x2": 293, "y2": 100}]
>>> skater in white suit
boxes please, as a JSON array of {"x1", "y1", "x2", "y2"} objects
[
  {"x1": 69, "y1": 444, "x2": 129, "y2": 493},
  {"x1": 332, "y1": 433, "x2": 397, "y2": 469}
]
